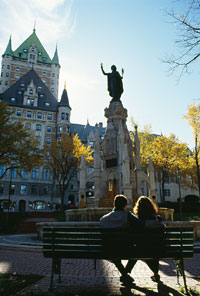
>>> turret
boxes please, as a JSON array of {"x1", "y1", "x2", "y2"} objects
[
  {"x1": 57, "y1": 83, "x2": 71, "y2": 137},
  {"x1": 1, "y1": 36, "x2": 13, "y2": 92},
  {"x1": 51, "y1": 45, "x2": 60, "y2": 100}
]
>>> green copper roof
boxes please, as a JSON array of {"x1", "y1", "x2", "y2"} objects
[
  {"x1": 13, "y1": 29, "x2": 52, "y2": 64},
  {"x1": 52, "y1": 46, "x2": 59, "y2": 65},
  {"x1": 3, "y1": 36, "x2": 13, "y2": 56}
]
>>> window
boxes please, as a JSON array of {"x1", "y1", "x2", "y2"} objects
[
  {"x1": 18, "y1": 91, "x2": 22, "y2": 95},
  {"x1": 32, "y1": 167, "x2": 39, "y2": 179},
  {"x1": 52, "y1": 73, "x2": 55, "y2": 77},
  {"x1": 37, "y1": 112, "x2": 42, "y2": 119},
  {"x1": 42, "y1": 79, "x2": 46, "y2": 84},
  {"x1": 46, "y1": 138, "x2": 51, "y2": 144},
  {"x1": 10, "y1": 184, "x2": 15, "y2": 195},
  {"x1": 2, "y1": 64, "x2": 5, "y2": 69},
  {"x1": 15, "y1": 74, "x2": 19, "y2": 80},
  {"x1": 36, "y1": 124, "x2": 41, "y2": 131},
  {"x1": 5, "y1": 81, "x2": 8, "y2": 86},
  {"x1": 40, "y1": 94, "x2": 44, "y2": 98},
  {"x1": 46, "y1": 151, "x2": 50, "y2": 158},
  {"x1": 29, "y1": 89, "x2": 33, "y2": 95},
  {"x1": 21, "y1": 169, "x2": 27, "y2": 179},
  {"x1": 0, "y1": 184, "x2": 4, "y2": 194},
  {"x1": 47, "y1": 126, "x2": 51, "y2": 132},
  {"x1": 38, "y1": 52, "x2": 42, "y2": 56},
  {"x1": 164, "y1": 189, "x2": 171, "y2": 197},
  {"x1": 7, "y1": 65, "x2": 10, "y2": 69},
  {"x1": 26, "y1": 123, "x2": 31, "y2": 129},
  {"x1": 51, "y1": 88, "x2": 54, "y2": 92},
  {"x1": 66, "y1": 113, "x2": 69, "y2": 120},
  {"x1": 42, "y1": 186, "x2": 49, "y2": 195},
  {"x1": 89, "y1": 141, "x2": 94, "y2": 148},
  {"x1": 0, "y1": 165, "x2": 6, "y2": 177},
  {"x1": 61, "y1": 113, "x2": 65, "y2": 120},
  {"x1": 47, "y1": 114, "x2": 52, "y2": 120},
  {"x1": 6, "y1": 72, "x2": 9, "y2": 77},
  {"x1": 33, "y1": 201, "x2": 46, "y2": 210},
  {"x1": 16, "y1": 110, "x2": 22, "y2": 116},
  {"x1": 20, "y1": 185, "x2": 27, "y2": 195},
  {"x1": 27, "y1": 98, "x2": 34, "y2": 106},
  {"x1": 31, "y1": 48, "x2": 35, "y2": 52},
  {"x1": 51, "y1": 80, "x2": 54, "y2": 85},
  {"x1": 27, "y1": 111, "x2": 32, "y2": 118},
  {"x1": 21, "y1": 83, "x2": 25, "y2": 89},
  {"x1": 16, "y1": 67, "x2": 20, "y2": 72},
  {"x1": 37, "y1": 86, "x2": 42, "y2": 92},
  {"x1": 42, "y1": 72, "x2": 46, "y2": 77},
  {"x1": 31, "y1": 185, "x2": 38, "y2": 195},
  {"x1": 45, "y1": 102, "x2": 50, "y2": 107},
  {"x1": 58, "y1": 126, "x2": 63, "y2": 133},
  {"x1": 1, "y1": 72, "x2": 3, "y2": 77},
  {"x1": 11, "y1": 97, "x2": 16, "y2": 103},
  {"x1": 30, "y1": 54, "x2": 35, "y2": 60},
  {"x1": 24, "y1": 49, "x2": 27, "y2": 53},
  {"x1": 43, "y1": 168, "x2": 50, "y2": 180},
  {"x1": 42, "y1": 57, "x2": 46, "y2": 62},
  {"x1": 11, "y1": 168, "x2": 17, "y2": 178}
]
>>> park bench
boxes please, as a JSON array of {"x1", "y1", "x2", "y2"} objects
[{"x1": 42, "y1": 225, "x2": 194, "y2": 294}]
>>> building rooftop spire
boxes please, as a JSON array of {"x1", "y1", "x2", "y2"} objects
[
  {"x1": 52, "y1": 44, "x2": 59, "y2": 65},
  {"x1": 59, "y1": 84, "x2": 71, "y2": 109},
  {"x1": 3, "y1": 35, "x2": 13, "y2": 56}
]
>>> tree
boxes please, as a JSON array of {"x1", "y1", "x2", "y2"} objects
[
  {"x1": 44, "y1": 134, "x2": 93, "y2": 211},
  {"x1": 164, "y1": 0, "x2": 200, "y2": 77},
  {"x1": 0, "y1": 100, "x2": 42, "y2": 178},
  {"x1": 183, "y1": 103, "x2": 200, "y2": 198},
  {"x1": 151, "y1": 134, "x2": 193, "y2": 203}
]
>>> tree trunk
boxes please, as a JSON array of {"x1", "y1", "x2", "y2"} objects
[{"x1": 177, "y1": 173, "x2": 183, "y2": 221}]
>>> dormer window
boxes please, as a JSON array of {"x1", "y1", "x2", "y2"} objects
[
  {"x1": 40, "y1": 94, "x2": 44, "y2": 98},
  {"x1": 29, "y1": 89, "x2": 33, "y2": 95},
  {"x1": 42, "y1": 72, "x2": 46, "y2": 77},
  {"x1": 45, "y1": 102, "x2": 50, "y2": 107},
  {"x1": 42, "y1": 57, "x2": 46, "y2": 62},
  {"x1": 21, "y1": 83, "x2": 25, "y2": 89},
  {"x1": 27, "y1": 98, "x2": 34, "y2": 106},
  {"x1": 16, "y1": 67, "x2": 20, "y2": 72},
  {"x1": 11, "y1": 97, "x2": 15, "y2": 103},
  {"x1": 15, "y1": 74, "x2": 19, "y2": 80},
  {"x1": 42, "y1": 79, "x2": 46, "y2": 84},
  {"x1": 38, "y1": 52, "x2": 42, "y2": 56},
  {"x1": 24, "y1": 49, "x2": 28, "y2": 53},
  {"x1": 18, "y1": 91, "x2": 22, "y2": 95},
  {"x1": 51, "y1": 88, "x2": 54, "y2": 92},
  {"x1": 37, "y1": 86, "x2": 42, "y2": 92},
  {"x1": 32, "y1": 48, "x2": 35, "y2": 52}
]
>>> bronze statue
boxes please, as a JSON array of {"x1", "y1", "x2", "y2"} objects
[{"x1": 101, "y1": 63, "x2": 124, "y2": 102}]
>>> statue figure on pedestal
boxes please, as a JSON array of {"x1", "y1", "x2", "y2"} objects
[{"x1": 101, "y1": 63, "x2": 124, "y2": 102}]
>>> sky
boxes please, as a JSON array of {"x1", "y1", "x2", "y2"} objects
[{"x1": 0, "y1": 0, "x2": 199, "y2": 149}]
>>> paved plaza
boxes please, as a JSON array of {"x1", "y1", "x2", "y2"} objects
[{"x1": 0, "y1": 235, "x2": 200, "y2": 295}]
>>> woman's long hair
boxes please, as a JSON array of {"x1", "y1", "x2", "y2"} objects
[{"x1": 133, "y1": 196, "x2": 158, "y2": 219}]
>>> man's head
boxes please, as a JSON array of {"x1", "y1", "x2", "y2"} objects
[
  {"x1": 111, "y1": 65, "x2": 117, "y2": 71},
  {"x1": 114, "y1": 194, "x2": 127, "y2": 211}
]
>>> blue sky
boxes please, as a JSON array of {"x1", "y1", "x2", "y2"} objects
[{"x1": 0, "y1": 0, "x2": 199, "y2": 148}]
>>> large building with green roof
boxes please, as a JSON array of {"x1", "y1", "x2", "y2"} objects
[{"x1": 0, "y1": 29, "x2": 60, "y2": 99}]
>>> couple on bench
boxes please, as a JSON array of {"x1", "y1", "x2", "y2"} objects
[{"x1": 100, "y1": 195, "x2": 163, "y2": 285}]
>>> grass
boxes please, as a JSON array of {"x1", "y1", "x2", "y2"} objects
[{"x1": 0, "y1": 273, "x2": 43, "y2": 296}]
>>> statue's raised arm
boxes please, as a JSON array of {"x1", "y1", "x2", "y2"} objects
[{"x1": 101, "y1": 64, "x2": 124, "y2": 102}]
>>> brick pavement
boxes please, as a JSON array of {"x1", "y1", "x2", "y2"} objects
[{"x1": 0, "y1": 249, "x2": 200, "y2": 295}]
